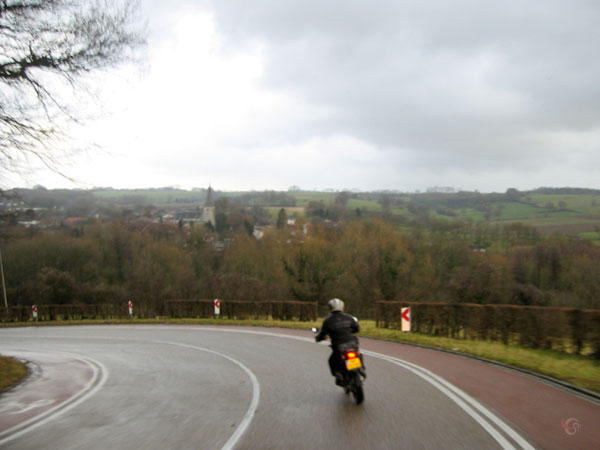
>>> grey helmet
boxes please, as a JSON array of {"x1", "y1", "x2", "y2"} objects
[{"x1": 328, "y1": 298, "x2": 344, "y2": 312}]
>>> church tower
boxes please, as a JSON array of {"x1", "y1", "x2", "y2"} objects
[
  {"x1": 205, "y1": 185, "x2": 214, "y2": 207},
  {"x1": 203, "y1": 185, "x2": 216, "y2": 226}
]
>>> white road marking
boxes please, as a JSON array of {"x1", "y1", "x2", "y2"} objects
[
  {"x1": 0, "y1": 353, "x2": 109, "y2": 446},
  {"x1": 156, "y1": 341, "x2": 261, "y2": 450},
  {"x1": 1, "y1": 327, "x2": 536, "y2": 450}
]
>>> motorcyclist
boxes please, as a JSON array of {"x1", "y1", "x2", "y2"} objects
[{"x1": 315, "y1": 298, "x2": 366, "y2": 386}]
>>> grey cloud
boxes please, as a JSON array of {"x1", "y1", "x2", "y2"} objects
[
  {"x1": 128, "y1": 0, "x2": 600, "y2": 191},
  {"x1": 202, "y1": 1, "x2": 600, "y2": 166}
]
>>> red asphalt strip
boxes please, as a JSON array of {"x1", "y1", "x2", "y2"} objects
[
  {"x1": 242, "y1": 326, "x2": 599, "y2": 450},
  {"x1": 0, "y1": 352, "x2": 95, "y2": 435}
]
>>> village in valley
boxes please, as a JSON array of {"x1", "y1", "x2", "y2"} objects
[{"x1": 2, "y1": 185, "x2": 600, "y2": 244}]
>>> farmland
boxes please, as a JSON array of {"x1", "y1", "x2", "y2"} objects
[
  {"x1": 6, "y1": 186, "x2": 599, "y2": 242},
  {"x1": 85, "y1": 187, "x2": 600, "y2": 241},
  {"x1": 284, "y1": 189, "x2": 600, "y2": 241}
]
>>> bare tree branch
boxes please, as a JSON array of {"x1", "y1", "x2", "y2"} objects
[{"x1": 0, "y1": 0, "x2": 146, "y2": 186}]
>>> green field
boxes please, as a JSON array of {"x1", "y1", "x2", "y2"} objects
[
  {"x1": 92, "y1": 188, "x2": 206, "y2": 205},
  {"x1": 291, "y1": 192, "x2": 337, "y2": 206},
  {"x1": 526, "y1": 194, "x2": 600, "y2": 214},
  {"x1": 492, "y1": 214, "x2": 600, "y2": 236},
  {"x1": 347, "y1": 198, "x2": 382, "y2": 211},
  {"x1": 289, "y1": 193, "x2": 384, "y2": 212}
]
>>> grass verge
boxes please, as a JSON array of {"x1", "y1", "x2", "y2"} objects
[
  {"x1": 2, "y1": 318, "x2": 599, "y2": 394},
  {"x1": 0, "y1": 355, "x2": 28, "y2": 392}
]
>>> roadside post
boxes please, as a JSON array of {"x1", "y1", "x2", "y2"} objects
[
  {"x1": 32, "y1": 305, "x2": 38, "y2": 323},
  {"x1": 401, "y1": 307, "x2": 411, "y2": 332},
  {"x1": 214, "y1": 299, "x2": 221, "y2": 318},
  {"x1": 128, "y1": 300, "x2": 133, "y2": 319}
]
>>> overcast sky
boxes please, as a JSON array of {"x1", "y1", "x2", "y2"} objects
[{"x1": 19, "y1": 0, "x2": 600, "y2": 193}]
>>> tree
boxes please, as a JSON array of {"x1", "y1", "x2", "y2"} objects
[
  {"x1": 282, "y1": 236, "x2": 341, "y2": 304},
  {"x1": 378, "y1": 194, "x2": 392, "y2": 212},
  {"x1": 0, "y1": 0, "x2": 145, "y2": 183},
  {"x1": 249, "y1": 205, "x2": 271, "y2": 226},
  {"x1": 505, "y1": 188, "x2": 521, "y2": 202},
  {"x1": 335, "y1": 220, "x2": 411, "y2": 315},
  {"x1": 334, "y1": 191, "x2": 350, "y2": 207},
  {"x1": 38, "y1": 267, "x2": 78, "y2": 304}
]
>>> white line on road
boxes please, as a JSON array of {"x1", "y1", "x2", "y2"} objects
[
  {"x1": 155, "y1": 340, "x2": 261, "y2": 450},
  {"x1": 0, "y1": 352, "x2": 109, "y2": 447}
]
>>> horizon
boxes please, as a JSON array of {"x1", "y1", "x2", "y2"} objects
[{"x1": 7, "y1": 184, "x2": 600, "y2": 196}]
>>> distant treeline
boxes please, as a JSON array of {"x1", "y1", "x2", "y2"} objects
[
  {"x1": 529, "y1": 187, "x2": 600, "y2": 195},
  {"x1": 10, "y1": 185, "x2": 600, "y2": 211},
  {"x1": 1, "y1": 215, "x2": 599, "y2": 317}
]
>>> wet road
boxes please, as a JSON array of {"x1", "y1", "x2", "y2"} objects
[{"x1": 0, "y1": 325, "x2": 573, "y2": 449}]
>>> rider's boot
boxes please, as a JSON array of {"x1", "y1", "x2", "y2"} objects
[{"x1": 335, "y1": 373, "x2": 344, "y2": 387}]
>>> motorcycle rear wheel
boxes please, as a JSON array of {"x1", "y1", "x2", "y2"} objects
[
  {"x1": 350, "y1": 372, "x2": 364, "y2": 404},
  {"x1": 353, "y1": 384, "x2": 364, "y2": 404}
]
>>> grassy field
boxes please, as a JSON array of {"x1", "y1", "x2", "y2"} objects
[
  {"x1": 457, "y1": 208, "x2": 486, "y2": 221},
  {"x1": 580, "y1": 231, "x2": 600, "y2": 242},
  {"x1": 3, "y1": 318, "x2": 598, "y2": 393},
  {"x1": 291, "y1": 192, "x2": 337, "y2": 206},
  {"x1": 347, "y1": 198, "x2": 382, "y2": 211},
  {"x1": 495, "y1": 202, "x2": 546, "y2": 220},
  {"x1": 526, "y1": 194, "x2": 600, "y2": 214},
  {"x1": 0, "y1": 355, "x2": 28, "y2": 392},
  {"x1": 92, "y1": 188, "x2": 205, "y2": 204},
  {"x1": 492, "y1": 214, "x2": 600, "y2": 236}
]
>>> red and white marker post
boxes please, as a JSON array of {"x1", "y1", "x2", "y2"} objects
[
  {"x1": 214, "y1": 299, "x2": 221, "y2": 317},
  {"x1": 32, "y1": 305, "x2": 38, "y2": 323},
  {"x1": 401, "y1": 307, "x2": 411, "y2": 332},
  {"x1": 128, "y1": 300, "x2": 133, "y2": 318}
]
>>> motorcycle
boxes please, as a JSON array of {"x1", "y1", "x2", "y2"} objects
[{"x1": 312, "y1": 327, "x2": 365, "y2": 405}]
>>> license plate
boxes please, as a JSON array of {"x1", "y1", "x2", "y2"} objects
[{"x1": 346, "y1": 357, "x2": 362, "y2": 370}]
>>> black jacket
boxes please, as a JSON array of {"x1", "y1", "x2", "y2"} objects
[{"x1": 315, "y1": 311, "x2": 360, "y2": 351}]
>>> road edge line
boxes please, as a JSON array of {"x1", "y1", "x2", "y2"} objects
[{"x1": 0, "y1": 353, "x2": 109, "y2": 446}]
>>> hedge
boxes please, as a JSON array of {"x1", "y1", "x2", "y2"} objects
[
  {"x1": 0, "y1": 304, "x2": 128, "y2": 322},
  {"x1": 376, "y1": 301, "x2": 600, "y2": 357},
  {"x1": 0, "y1": 300, "x2": 318, "y2": 323},
  {"x1": 166, "y1": 300, "x2": 317, "y2": 321}
]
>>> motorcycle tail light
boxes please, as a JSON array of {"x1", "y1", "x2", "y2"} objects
[{"x1": 346, "y1": 351, "x2": 357, "y2": 359}]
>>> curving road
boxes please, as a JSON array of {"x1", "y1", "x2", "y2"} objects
[{"x1": 0, "y1": 325, "x2": 597, "y2": 449}]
